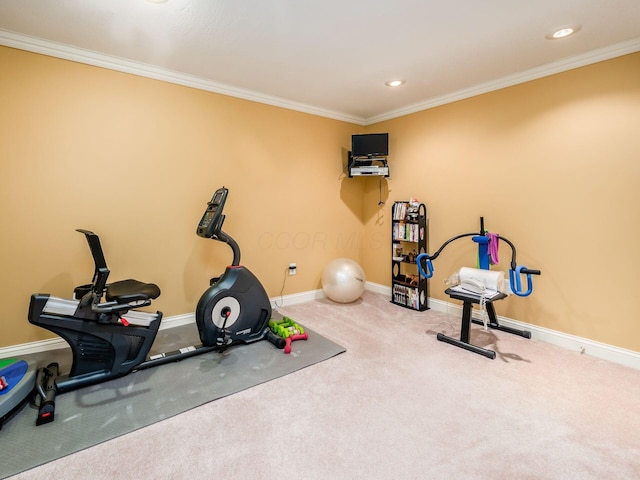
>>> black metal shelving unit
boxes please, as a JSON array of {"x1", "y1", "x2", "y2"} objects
[{"x1": 391, "y1": 201, "x2": 429, "y2": 311}]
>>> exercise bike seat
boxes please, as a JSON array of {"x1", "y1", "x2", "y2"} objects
[
  {"x1": 105, "y1": 279, "x2": 161, "y2": 304},
  {"x1": 75, "y1": 229, "x2": 161, "y2": 306}
]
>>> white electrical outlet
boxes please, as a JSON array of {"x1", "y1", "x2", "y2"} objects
[{"x1": 289, "y1": 263, "x2": 297, "y2": 275}]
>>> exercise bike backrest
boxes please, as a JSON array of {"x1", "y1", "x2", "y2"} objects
[{"x1": 75, "y1": 229, "x2": 161, "y2": 317}]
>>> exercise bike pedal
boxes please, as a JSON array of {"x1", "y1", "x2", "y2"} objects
[
  {"x1": 216, "y1": 329, "x2": 233, "y2": 346},
  {"x1": 265, "y1": 329, "x2": 286, "y2": 349}
]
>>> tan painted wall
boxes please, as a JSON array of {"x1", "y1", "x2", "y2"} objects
[
  {"x1": 2, "y1": 46, "x2": 639, "y2": 354},
  {"x1": 0, "y1": 46, "x2": 365, "y2": 347},
  {"x1": 363, "y1": 52, "x2": 640, "y2": 352}
]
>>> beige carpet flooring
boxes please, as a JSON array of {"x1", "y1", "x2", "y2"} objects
[{"x1": 8, "y1": 291, "x2": 640, "y2": 479}]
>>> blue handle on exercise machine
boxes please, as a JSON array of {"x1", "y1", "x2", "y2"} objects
[
  {"x1": 509, "y1": 265, "x2": 540, "y2": 297},
  {"x1": 416, "y1": 253, "x2": 434, "y2": 279}
]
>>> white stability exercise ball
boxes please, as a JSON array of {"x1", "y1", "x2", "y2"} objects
[{"x1": 321, "y1": 258, "x2": 366, "y2": 303}]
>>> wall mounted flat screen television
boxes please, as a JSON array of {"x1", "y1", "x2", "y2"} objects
[{"x1": 352, "y1": 133, "x2": 388, "y2": 158}]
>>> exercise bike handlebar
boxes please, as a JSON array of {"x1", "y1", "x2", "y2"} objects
[
  {"x1": 215, "y1": 228, "x2": 241, "y2": 266},
  {"x1": 90, "y1": 298, "x2": 153, "y2": 315}
]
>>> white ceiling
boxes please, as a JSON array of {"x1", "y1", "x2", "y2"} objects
[{"x1": 1, "y1": 0, "x2": 640, "y2": 125}]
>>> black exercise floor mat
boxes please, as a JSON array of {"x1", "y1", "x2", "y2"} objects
[{"x1": 0, "y1": 325, "x2": 345, "y2": 479}]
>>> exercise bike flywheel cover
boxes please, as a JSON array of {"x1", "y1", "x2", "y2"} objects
[{"x1": 210, "y1": 296, "x2": 241, "y2": 329}]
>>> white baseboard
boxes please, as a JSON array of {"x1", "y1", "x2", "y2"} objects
[
  {"x1": 0, "y1": 313, "x2": 199, "y2": 358},
  {"x1": 367, "y1": 281, "x2": 640, "y2": 371},
  {"x1": 365, "y1": 281, "x2": 391, "y2": 296},
  {"x1": 0, "y1": 338, "x2": 69, "y2": 357},
  {"x1": 4, "y1": 284, "x2": 639, "y2": 371},
  {"x1": 0, "y1": 292, "x2": 328, "y2": 360},
  {"x1": 271, "y1": 289, "x2": 327, "y2": 310}
]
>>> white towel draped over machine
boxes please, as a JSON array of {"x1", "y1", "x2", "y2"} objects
[{"x1": 458, "y1": 267, "x2": 506, "y2": 293}]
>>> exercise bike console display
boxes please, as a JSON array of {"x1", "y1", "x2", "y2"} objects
[{"x1": 197, "y1": 186, "x2": 228, "y2": 239}]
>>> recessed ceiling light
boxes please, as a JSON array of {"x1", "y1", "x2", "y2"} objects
[
  {"x1": 385, "y1": 80, "x2": 406, "y2": 87},
  {"x1": 546, "y1": 24, "x2": 582, "y2": 40}
]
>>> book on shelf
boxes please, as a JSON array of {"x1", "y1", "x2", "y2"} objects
[
  {"x1": 392, "y1": 284, "x2": 420, "y2": 309},
  {"x1": 392, "y1": 223, "x2": 419, "y2": 242},
  {"x1": 393, "y1": 200, "x2": 421, "y2": 221}
]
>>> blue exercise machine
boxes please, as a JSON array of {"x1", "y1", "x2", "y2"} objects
[
  {"x1": 416, "y1": 217, "x2": 541, "y2": 359},
  {"x1": 0, "y1": 359, "x2": 37, "y2": 429}
]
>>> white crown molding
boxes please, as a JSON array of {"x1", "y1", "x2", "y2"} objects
[
  {"x1": 364, "y1": 36, "x2": 640, "y2": 125},
  {"x1": 0, "y1": 28, "x2": 366, "y2": 126},
  {"x1": 4, "y1": 28, "x2": 638, "y2": 127}
]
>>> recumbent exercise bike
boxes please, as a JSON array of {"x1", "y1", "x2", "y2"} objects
[{"x1": 29, "y1": 186, "x2": 282, "y2": 425}]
